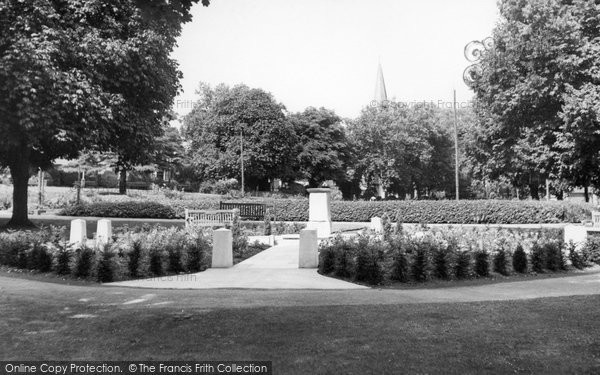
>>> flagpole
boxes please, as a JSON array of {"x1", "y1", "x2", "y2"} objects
[{"x1": 454, "y1": 89, "x2": 459, "y2": 201}]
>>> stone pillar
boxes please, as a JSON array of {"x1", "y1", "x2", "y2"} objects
[
  {"x1": 306, "y1": 188, "x2": 332, "y2": 238},
  {"x1": 299, "y1": 229, "x2": 319, "y2": 268},
  {"x1": 96, "y1": 219, "x2": 112, "y2": 246},
  {"x1": 69, "y1": 219, "x2": 87, "y2": 245},
  {"x1": 564, "y1": 225, "x2": 588, "y2": 250},
  {"x1": 212, "y1": 228, "x2": 233, "y2": 268},
  {"x1": 370, "y1": 217, "x2": 383, "y2": 233}
]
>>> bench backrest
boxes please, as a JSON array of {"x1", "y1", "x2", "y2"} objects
[
  {"x1": 219, "y1": 202, "x2": 267, "y2": 220},
  {"x1": 185, "y1": 209, "x2": 237, "y2": 228},
  {"x1": 592, "y1": 211, "x2": 600, "y2": 227}
]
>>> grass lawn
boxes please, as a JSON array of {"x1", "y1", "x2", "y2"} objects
[{"x1": 1, "y1": 275, "x2": 599, "y2": 374}]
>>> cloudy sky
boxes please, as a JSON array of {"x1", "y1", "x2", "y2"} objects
[{"x1": 171, "y1": 0, "x2": 499, "y2": 121}]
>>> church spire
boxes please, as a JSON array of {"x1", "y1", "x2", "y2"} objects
[{"x1": 374, "y1": 61, "x2": 387, "y2": 103}]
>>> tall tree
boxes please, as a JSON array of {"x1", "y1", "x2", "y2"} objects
[
  {"x1": 182, "y1": 83, "x2": 297, "y2": 191},
  {"x1": 289, "y1": 107, "x2": 352, "y2": 187},
  {"x1": 348, "y1": 102, "x2": 454, "y2": 198},
  {"x1": 472, "y1": 0, "x2": 600, "y2": 200},
  {"x1": 0, "y1": 0, "x2": 209, "y2": 227}
]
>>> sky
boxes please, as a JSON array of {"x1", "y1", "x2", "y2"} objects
[{"x1": 171, "y1": 0, "x2": 500, "y2": 122}]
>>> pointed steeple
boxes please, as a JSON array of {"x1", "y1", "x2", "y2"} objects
[{"x1": 374, "y1": 62, "x2": 387, "y2": 103}]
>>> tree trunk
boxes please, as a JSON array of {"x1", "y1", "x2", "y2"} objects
[
  {"x1": 118, "y1": 168, "x2": 127, "y2": 195},
  {"x1": 529, "y1": 182, "x2": 539, "y2": 200},
  {"x1": 7, "y1": 153, "x2": 34, "y2": 228},
  {"x1": 584, "y1": 185, "x2": 589, "y2": 203}
]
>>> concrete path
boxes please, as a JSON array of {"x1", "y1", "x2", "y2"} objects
[
  {"x1": 1, "y1": 270, "x2": 599, "y2": 310},
  {"x1": 108, "y1": 239, "x2": 367, "y2": 290}
]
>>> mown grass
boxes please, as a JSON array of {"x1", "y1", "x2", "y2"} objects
[{"x1": 1, "y1": 282, "x2": 599, "y2": 374}]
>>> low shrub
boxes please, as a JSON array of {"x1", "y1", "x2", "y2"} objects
[
  {"x1": 493, "y1": 248, "x2": 509, "y2": 276},
  {"x1": 432, "y1": 247, "x2": 450, "y2": 280},
  {"x1": 334, "y1": 243, "x2": 354, "y2": 279},
  {"x1": 29, "y1": 242, "x2": 53, "y2": 272},
  {"x1": 0, "y1": 192, "x2": 11, "y2": 210},
  {"x1": 199, "y1": 179, "x2": 238, "y2": 195},
  {"x1": 97, "y1": 246, "x2": 116, "y2": 283},
  {"x1": 567, "y1": 242, "x2": 586, "y2": 269},
  {"x1": 474, "y1": 250, "x2": 490, "y2": 277},
  {"x1": 454, "y1": 250, "x2": 471, "y2": 279},
  {"x1": 74, "y1": 246, "x2": 95, "y2": 278},
  {"x1": 127, "y1": 240, "x2": 143, "y2": 278},
  {"x1": 381, "y1": 213, "x2": 393, "y2": 242},
  {"x1": 544, "y1": 242, "x2": 565, "y2": 271},
  {"x1": 581, "y1": 237, "x2": 600, "y2": 265},
  {"x1": 531, "y1": 243, "x2": 545, "y2": 273},
  {"x1": 186, "y1": 235, "x2": 210, "y2": 272},
  {"x1": 390, "y1": 250, "x2": 409, "y2": 282},
  {"x1": 512, "y1": 245, "x2": 528, "y2": 273},
  {"x1": 231, "y1": 213, "x2": 248, "y2": 259},
  {"x1": 0, "y1": 232, "x2": 31, "y2": 268},
  {"x1": 410, "y1": 243, "x2": 429, "y2": 282},
  {"x1": 318, "y1": 245, "x2": 336, "y2": 275},
  {"x1": 149, "y1": 248, "x2": 165, "y2": 276},
  {"x1": 354, "y1": 240, "x2": 384, "y2": 286},
  {"x1": 55, "y1": 245, "x2": 72, "y2": 275}
]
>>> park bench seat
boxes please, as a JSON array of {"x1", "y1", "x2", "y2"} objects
[
  {"x1": 219, "y1": 201, "x2": 268, "y2": 220},
  {"x1": 185, "y1": 209, "x2": 236, "y2": 228}
]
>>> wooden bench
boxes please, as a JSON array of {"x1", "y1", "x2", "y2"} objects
[
  {"x1": 592, "y1": 211, "x2": 600, "y2": 227},
  {"x1": 185, "y1": 209, "x2": 237, "y2": 228},
  {"x1": 219, "y1": 202, "x2": 269, "y2": 220}
]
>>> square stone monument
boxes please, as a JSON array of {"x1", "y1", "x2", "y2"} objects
[
  {"x1": 299, "y1": 229, "x2": 318, "y2": 268},
  {"x1": 306, "y1": 188, "x2": 332, "y2": 238},
  {"x1": 212, "y1": 228, "x2": 233, "y2": 268},
  {"x1": 69, "y1": 219, "x2": 87, "y2": 245},
  {"x1": 96, "y1": 219, "x2": 112, "y2": 245}
]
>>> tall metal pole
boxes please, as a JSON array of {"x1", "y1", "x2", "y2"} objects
[
  {"x1": 454, "y1": 90, "x2": 459, "y2": 201},
  {"x1": 240, "y1": 128, "x2": 245, "y2": 196}
]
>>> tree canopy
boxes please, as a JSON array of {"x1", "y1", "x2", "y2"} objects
[
  {"x1": 348, "y1": 102, "x2": 455, "y2": 198},
  {"x1": 471, "y1": 0, "x2": 600, "y2": 199},
  {"x1": 289, "y1": 107, "x2": 352, "y2": 187},
  {"x1": 182, "y1": 83, "x2": 298, "y2": 190},
  {"x1": 0, "y1": 0, "x2": 207, "y2": 226}
]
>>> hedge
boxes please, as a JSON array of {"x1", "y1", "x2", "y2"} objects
[
  {"x1": 277, "y1": 199, "x2": 591, "y2": 223},
  {"x1": 60, "y1": 201, "x2": 177, "y2": 219},
  {"x1": 59, "y1": 199, "x2": 592, "y2": 224}
]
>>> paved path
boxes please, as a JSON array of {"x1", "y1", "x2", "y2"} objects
[
  {"x1": 108, "y1": 239, "x2": 368, "y2": 290},
  {"x1": 1, "y1": 270, "x2": 599, "y2": 311}
]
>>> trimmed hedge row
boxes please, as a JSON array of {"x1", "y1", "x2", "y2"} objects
[
  {"x1": 318, "y1": 225, "x2": 595, "y2": 286},
  {"x1": 61, "y1": 201, "x2": 177, "y2": 219},
  {"x1": 331, "y1": 200, "x2": 590, "y2": 223},
  {"x1": 60, "y1": 199, "x2": 591, "y2": 224}
]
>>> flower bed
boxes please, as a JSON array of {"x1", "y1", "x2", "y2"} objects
[
  {"x1": 0, "y1": 216, "x2": 266, "y2": 283},
  {"x1": 318, "y1": 223, "x2": 598, "y2": 286}
]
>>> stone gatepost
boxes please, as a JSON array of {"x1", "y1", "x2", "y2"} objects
[
  {"x1": 212, "y1": 228, "x2": 233, "y2": 268},
  {"x1": 306, "y1": 188, "x2": 332, "y2": 238},
  {"x1": 370, "y1": 217, "x2": 383, "y2": 233},
  {"x1": 299, "y1": 229, "x2": 319, "y2": 268},
  {"x1": 96, "y1": 219, "x2": 112, "y2": 246},
  {"x1": 69, "y1": 219, "x2": 87, "y2": 245}
]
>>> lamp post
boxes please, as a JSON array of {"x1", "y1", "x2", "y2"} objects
[
  {"x1": 240, "y1": 128, "x2": 245, "y2": 196},
  {"x1": 462, "y1": 37, "x2": 493, "y2": 200},
  {"x1": 453, "y1": 90, "x2": 459, "y2": 201}
]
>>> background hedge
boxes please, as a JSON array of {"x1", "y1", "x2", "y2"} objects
[
  {"x1": 60, "y1": 201, "x2": 177, "y2": 219},
  {"x1": 60, "y1": 199, "x2": 592, "y2": 224}
]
